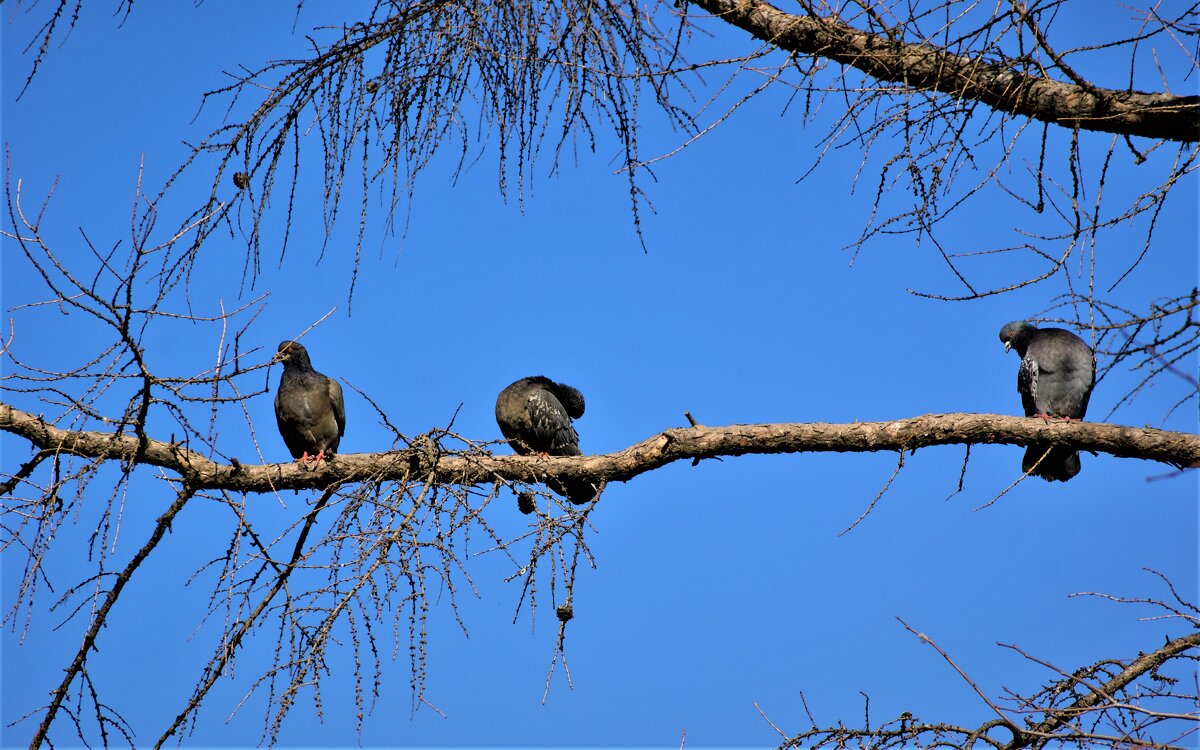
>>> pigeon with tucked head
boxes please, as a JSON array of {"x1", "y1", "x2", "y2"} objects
[{"x1": 495, "y1": 376, "x2": 596, "y2": 504}]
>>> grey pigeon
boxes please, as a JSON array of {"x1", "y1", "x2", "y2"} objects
[
  {"x1": 495, "y1": 376, "x2": 596, "y2": 504},
  {"x1": 998, "y1": 321, "x2": 1095, "y2": 481},
  {"x1": 273, "y1": 341, "x2": 345, "y2": 464}
]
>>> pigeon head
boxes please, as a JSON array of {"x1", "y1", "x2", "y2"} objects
[
  {"x1": 555, "y1": 384, "x2": 585, "y2": 419},
  {"x1": 273, "y1": 340, "x2": 313, "y2": 370},
  {"x1": 998, "y1": 321, "x2": 1037, "y2": 355}
]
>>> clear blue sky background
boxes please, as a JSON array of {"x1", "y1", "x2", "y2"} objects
[{"x1": 2, "y1": 2, "x2": 1196, "y2": 748}]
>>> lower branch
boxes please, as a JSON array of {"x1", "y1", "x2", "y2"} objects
[
  {"x1": 154, "y1": 486, "x2": 338, "y2": 748},
  {"x1": 1013, "y1": 630, "x2": 1200, "y2": 748},
  {"x1": 30, "y1": 485, "x2": 196, "y2": 748},
  {"x1": 781, "y1": 626, "x2": 1200, "y2": 749}
]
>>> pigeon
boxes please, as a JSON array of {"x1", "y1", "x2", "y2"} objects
[
  {"x1": 273, "y1": 341, "x2": 345, "y2": 465},
  {"x1": 998, "y1": 321, "x2": 1095, "y2": 481},
  {"x1": 495, "y1": 376, "x2": 597, "y2": 504}
]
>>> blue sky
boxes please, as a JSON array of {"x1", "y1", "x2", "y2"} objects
[{"x1": 2, "y1": 2, "x2": 1197, "y2": 748}]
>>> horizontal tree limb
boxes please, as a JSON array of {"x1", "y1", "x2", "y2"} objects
[
  {"x1": 687, "y1": 0, "x2": 1200, "y2": 142},
  {"x1": 2, "y1": 402, "x2": 1196, "y2": 494}
]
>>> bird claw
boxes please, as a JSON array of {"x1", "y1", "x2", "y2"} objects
[
  {"x1": 294, "y1": 450, "x2": 328, "y2": 470},
  {"x1": 1035, "y1": 413, "x2": 1080, "y2": 422}
]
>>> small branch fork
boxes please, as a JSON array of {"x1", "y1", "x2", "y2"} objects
[
  {"x1": 770, "y1": 588, "x2": 1199, "y2": 750},
  {"x1": 3, "y1": 404, "x2": 1196, "y2": 495},
  {"x1": 894, "y1": 616, "x2": 1200, "y2": 750}
]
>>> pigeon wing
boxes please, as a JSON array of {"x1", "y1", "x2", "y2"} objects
[
  {"x1": 528, "y1": 389, "x2": 581, "y2": 456},
  {"x1": 327, "y1": 376, "x2": 346, "y2": 437},
  {"x1": 1025, "y1": 329, "x2": 1094, "y2": 419}
]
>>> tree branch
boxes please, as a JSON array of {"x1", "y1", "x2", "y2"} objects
[
  {"x1": 154, "y1": 485, "x2": 339, "y2": 748},
  {"x1": 686, "y1": 0, "x2": 1200, "y2": 142},
  {"x1": 30, "y1": 485, "x2": 196, "y2": 749},
  {"x1": 3, "y1": 402, "x2": 1196, "y2": 494},
  {"x1": 1012, "y1": 629, "x2": 1200, "y2": 748}
]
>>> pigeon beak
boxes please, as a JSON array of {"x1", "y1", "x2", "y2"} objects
[{"x1": 1003, "y1": 341, "x2": 1012, "y2": 353}]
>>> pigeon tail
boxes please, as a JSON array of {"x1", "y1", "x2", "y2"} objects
[
  {"x1": 1023, "y1": 444, "x2": 1081, "y2": 482},
  {"x1": 552, "y1": 476, "x2": 599, "y2": 505}
]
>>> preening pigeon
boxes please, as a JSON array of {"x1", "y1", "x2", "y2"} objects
[
  {"x1": 495, "y1": 376, "x2": 597, "y2": 504},
  {"x1": 273, "y1": 341, "x2": 345, "y2": 465},
  {"x1": 998, "y1": 321, "x2": 1095, "y2": 481}
]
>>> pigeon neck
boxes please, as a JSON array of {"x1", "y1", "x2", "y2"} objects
[
  {"x1": 1011, "y1": 329, "x2": 1037, "y2": 357},
  {"x1": 284, "y1": 354, "x2": 314, "y2": 373}
]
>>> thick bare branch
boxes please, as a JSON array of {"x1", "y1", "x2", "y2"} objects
[
  {"x1": 686, "y1": 0, "x2": 1200, "y2": 142},
  {"x1": 3, "y1": 403, "x2": 1196, "y2": 494}
]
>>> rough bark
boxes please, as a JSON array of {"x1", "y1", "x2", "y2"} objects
[
  {"x1": 3, "y1": 403, "x2": 1195, "y2": 494},
  {"x1": 686, "y1": 0, "x2": 1200, "y2": 142}
]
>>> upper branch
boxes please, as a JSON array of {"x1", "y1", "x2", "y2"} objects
[
  {"x1": 3, "y1": 403, "x2": 1196, "y2": 493},
  {"x1": 686, "y1": 0, "x2": 1200, "y2": 142}
]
